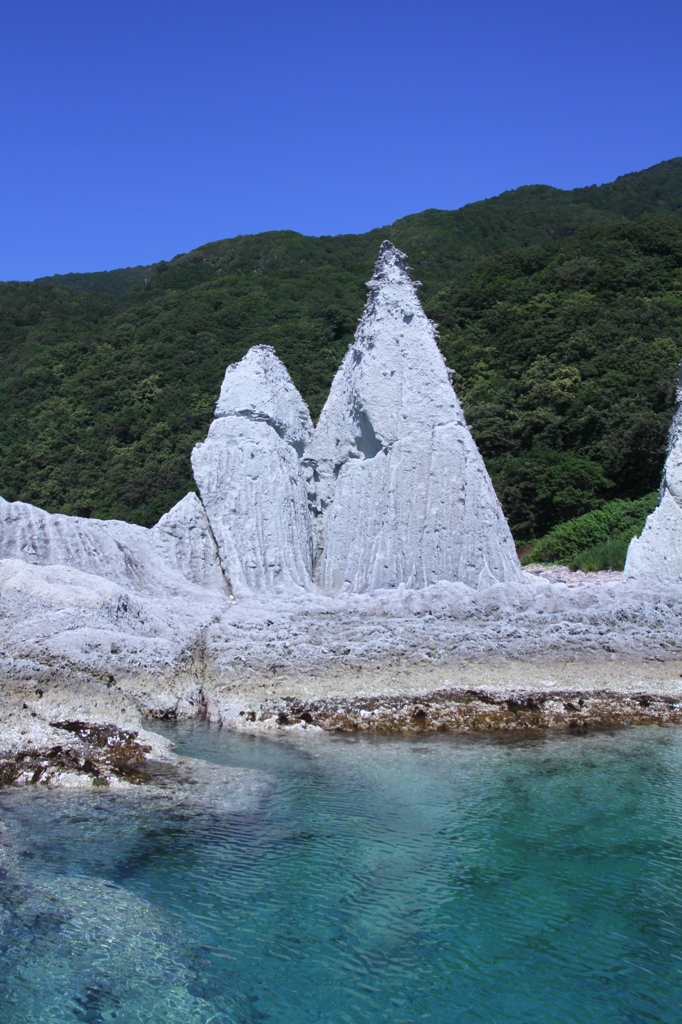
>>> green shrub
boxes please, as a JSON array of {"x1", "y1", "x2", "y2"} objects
[
  {"x1": 521, "y1": 492, "x2": 657, "y2": 565},
  {"x1": 569, "y1": 537, "x2": 630, "y2": 572}
]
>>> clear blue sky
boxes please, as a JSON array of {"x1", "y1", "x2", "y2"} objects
[{"x1": 2, "y1": 0, "x2": 681, "y2": 280}]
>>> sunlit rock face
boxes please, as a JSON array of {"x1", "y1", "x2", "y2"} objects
[
  {"x1": 214, "y1": 343, "x2": 313, "y2": 455},
  {"x1": 625, "y1": 364, "x2": 682, "y2": 584},
  {"x1": 0, "y1": 494, "x2": 227, "y2": 598},
  {"x1": 663, "y1": 365, "x2": 682, "y2": 505},
  {"x1": 151, "y1": 492, "x2": 228, "y2": 594},
  {"x1": 191, "y1": 345, "x2": 314, "y2": 596},
  {"x1": 0, "y1": 497, "x2": 168, "y2": 592},
  {"x1": 304, "y1": 241, "x2": 522, "y2": 592}
]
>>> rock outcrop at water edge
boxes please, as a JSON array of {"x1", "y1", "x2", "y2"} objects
[
  {"x1": 304, "y1": 241, "x2": 522, "y2": 591},
  {"x1": 625, "y1": 361, "x2": 682, "y2": 585}
]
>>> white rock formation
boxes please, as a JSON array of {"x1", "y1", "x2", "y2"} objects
[
  {"x1": 191, "y1": 345, "x2": 314, "y2": 595},
  {"x1": 0, "y1": 499, "x2": 227, "y2": 683},
  {"x1": 304, "y1": 241, "x2": 522, "y2": 592},
  {"x1": 625, "y1": 364, "x2": 682, "y2": 584},
  {"x1": 151, "y1": 492, "x2": 228, "y2": 594},
  {"x1": 0, "y1": 497, "x2": 173, "y2": 593},
  {"x1": 215, "y1": 343, "x2": 312, "y2": 455},
  {"x1": 0, "y1": 248, "x2": 523, "y2": 617},
  {"x1": 663, "y1": 363, "x2": 682, "y2": 502},
  {"x1": 0, "y1": 492, "x2": 230, "y2": 597}
]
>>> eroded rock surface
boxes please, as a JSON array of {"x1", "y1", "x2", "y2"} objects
[
  {"x1": 152, "y1": 491, "x2": 228, "y2": 594},
  {"x1": 192, "y1": 345, "x2": 314, "y2": 595},
  {"x1": 625, "y1": 362, "x2": 682, "y2": 584},
  {"x1": 304, "y1": 241, "x2": 522, "y2": 591},
  {"x1": 0, "y1": 494, "x2": 226, "y2": 599},
  {"x1": 215, "y1": 342, "x2": 313, "y2": 452},
  {"x1": 0, "y1": 498, "x2": 168, "y2": 592}
]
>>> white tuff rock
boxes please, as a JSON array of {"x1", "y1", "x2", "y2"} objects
[
  {"x1": 0, "y1": 497, "x2": 176, "y2": 593},
  {"x1": 663, "y1": 363, "x2": 682, "y2": 502},
  {"x1": 304, "y1": 241, "x2": 522, "y2": 591},
  {"x1": 625, "y1": 363, "x2": 682, "y2": 584},
  {"x1": 191, "y1": 345, "x2": 314, "y2": 595},
  {"x1": 151, "y1": 491, "x2": 228, "y2": 594},
  {"x1": 0, "y1": 499, "x2": 227, "y2": 680},
  {"x1": 215, "y1": 343, "x2": 313, "y2": 454}
]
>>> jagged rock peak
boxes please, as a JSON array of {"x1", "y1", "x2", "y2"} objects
[
  {"x1": 214, "y1": 344, "x2": 312, "y2": 454},
  {"x1": 305, "y1": 242, "x2": 464, "y2": 488},
  {"x1": 367, "y1": 239, "x2": 415, "y2": 286},
  {"x1": 304, "y1": 241, "x2": 522, "y2": 592}
]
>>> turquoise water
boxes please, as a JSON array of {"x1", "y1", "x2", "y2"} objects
[{"x1": 2, "y1": 725, "x2": 682, "y2": 1022}]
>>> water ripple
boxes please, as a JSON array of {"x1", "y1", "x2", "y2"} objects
[{"x1": 2, "y1": 726, "x2": 682, "y2": 1021}]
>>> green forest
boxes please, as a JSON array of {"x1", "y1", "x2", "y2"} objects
[{"x1": 1, "y1": 158, "x2": 681, "y2": 549}]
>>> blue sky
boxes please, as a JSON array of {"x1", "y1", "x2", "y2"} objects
[{"x1": 2, "y1": 0, "x2": 681, "y2": 280}]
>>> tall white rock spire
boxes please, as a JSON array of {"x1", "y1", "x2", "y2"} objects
[
  {"x1": 625, "y1": 362, "x2": 682, "y2": 584},
  {"x1": 191, "y1": 345, "x2": 314, "y2": 595},
  {"x1": 304, "y1": 241, "x2": 522, "y2": 592}
]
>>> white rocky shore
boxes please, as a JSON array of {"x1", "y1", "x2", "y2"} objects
[{"x1": 1, "y1": 243, "x2": 682, "y2": 785}]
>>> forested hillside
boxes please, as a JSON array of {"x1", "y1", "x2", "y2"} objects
[{"x1": 1, "y1": 158, "x2": 681, "y2": 535}]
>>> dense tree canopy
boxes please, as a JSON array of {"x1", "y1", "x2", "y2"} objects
[
  {"x1": 433, "y1": 215, "x2": 682, "y2": 535},
  {"x1": 1, "y1": 159, "x2": 681, "y2": 535}
]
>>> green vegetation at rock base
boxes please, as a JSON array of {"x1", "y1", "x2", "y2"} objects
[{"x1": 522, "y1": 493, "x2": 658, "y2": 569}]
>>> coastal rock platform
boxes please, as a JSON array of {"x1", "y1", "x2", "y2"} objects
[{"x1": 2, "y1": 568, "x2": 682, "y2": 786}]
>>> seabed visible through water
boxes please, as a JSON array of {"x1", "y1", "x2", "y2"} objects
[{"x1": 2, "y1": 722, "x2": 682, "y2": 1023}]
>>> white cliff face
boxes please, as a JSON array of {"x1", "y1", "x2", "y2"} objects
[
  {"x1": 625, "y1": 365, "x2": 682, "y2": 584},
  {"x1": 151, "y1": 492, "x2": 228, "y2": 594},
  {"x1": 191, "y1": 345, "x2": 314, "y2": 595},
  {"x1": 304, "y1": 241, "x2": 522, "y2": 591},
  {"x1": 663, "y1": 366, "x2": 682, "y2": 503}
]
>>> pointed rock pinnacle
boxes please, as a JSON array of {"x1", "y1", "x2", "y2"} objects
[
  {"x1": 192, "y1": 346, "x2": 314, "y2": 595},
  {"x1": 304, "y1": 241, "x2": 521, "y2": 592}
]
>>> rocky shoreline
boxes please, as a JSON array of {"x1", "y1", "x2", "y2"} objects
[
  {"x1": 3, "y1": 631, "x2": 682, "y2": 790},
  {"x1": 2, "y1": 562, "x2": 682, "y2": 790},
  {"x1": 0, "y1": 242, "x2": 681, "y2": 788},
  {"x1": 240, "y1": 686, "x2": 682, "y2": 735}
]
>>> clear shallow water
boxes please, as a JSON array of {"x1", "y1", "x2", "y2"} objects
[{"x1": 2, "y1": 725, "x2": 682, "y2": 1022}]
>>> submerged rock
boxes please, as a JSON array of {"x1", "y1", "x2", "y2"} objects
[
  {"x1": 0, "y1": 815, "x2": 254, "y2": 1022},
  {"x1": 625, "y1": 363, "x2": 682, "y2": 584},
  {"x1": 304, "y1": 241, "x2": 522, "y2": 591},
  {"x1": 192, "y1": 345, "x2": 314, "y2": 595}
]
